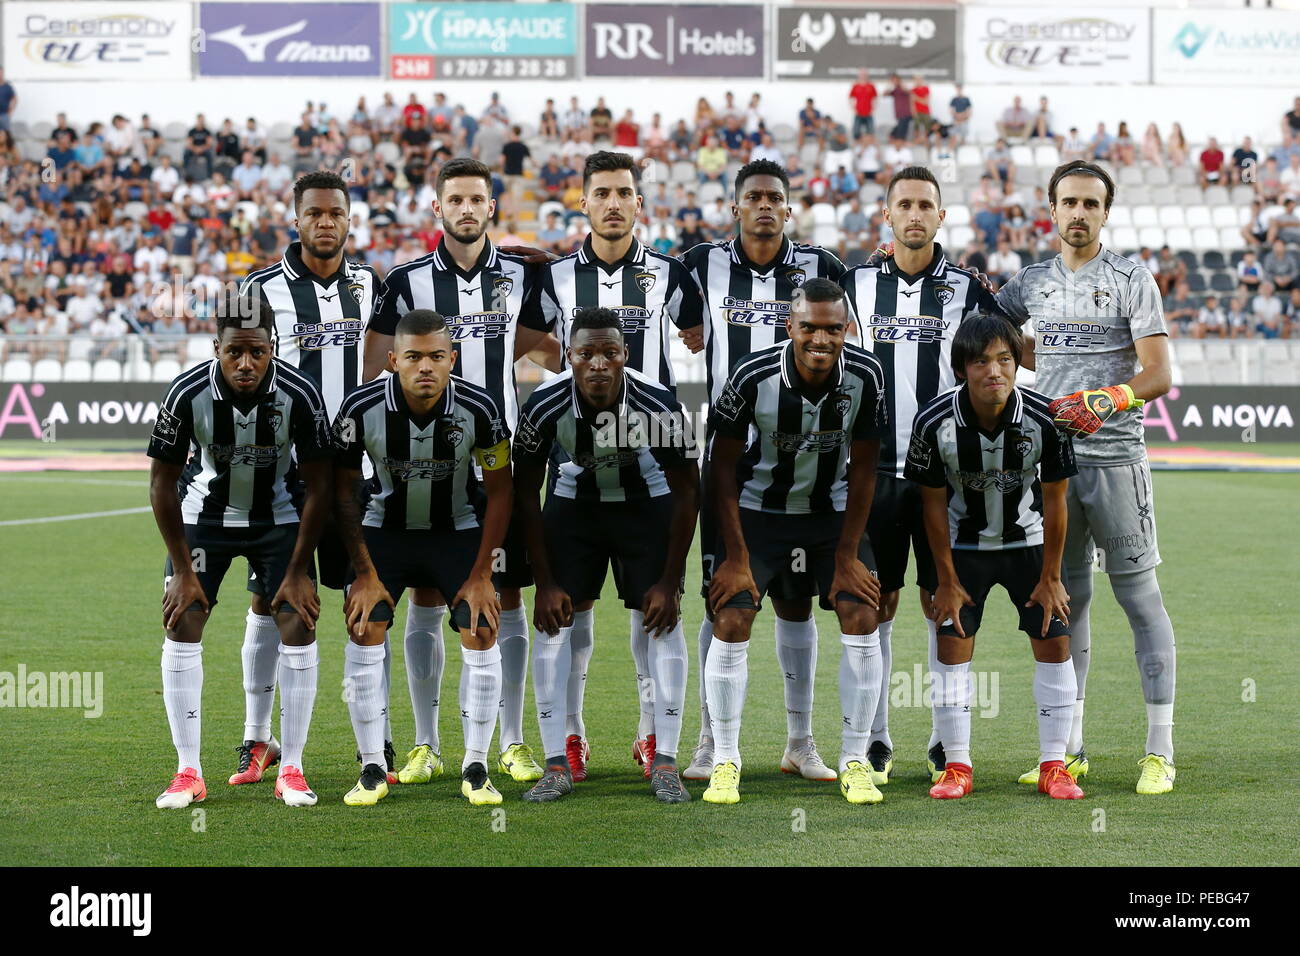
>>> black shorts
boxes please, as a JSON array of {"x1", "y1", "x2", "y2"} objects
[
  {"x1": 937, "y1": 546, "x2": 1069, "y2": 640},
  {"x1": 713, "y1": 509, "x2": 877, "y2": 612},
  {"x1": 699, "y1": 451, "x2": 813, "y2": 602},
  {"x1": 493, "y1": 511, "x2": 534, "y2": 590},
  {"x1": 348, "y1": 525, "x2": 488, "y2": 631},
  {"x1": 868, "y1": 472, "x2": 938, "y2": 595},
  {"x1": 167, "y1": 523, "x2": 310, "y2": 614},
  {"x1": 250, "y1": 487, "x2": 358, "y2": 593},
  {"x1": 544, "y1": 495, "x2": 679, "y2": 609}
]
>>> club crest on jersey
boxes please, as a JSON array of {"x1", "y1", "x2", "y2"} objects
[
  {"x1": 782, "y1": 268, "x2": 806, "y2": 287},
  {"x1": 265, "y1": 407, "x2": 284, "y2": 434},
  {"x1": 934, "y1": 284, "x2": 954, "y2": 306},
  {"x1": 1092, "y1": 288, "x2": 1111, "y2": 309},
  {"x1": 348, "y1": 280, "x2": 365, "y2": 305},
  {"x1": 1015, "y1": 435, "x2": 1033, "y2": 459},
  {"x1": 635, "y1": 271, "x2": 656, "y2": 294},
  {"x1": 833, "y1": 393, "x2": 852, "y2": 418},
  {"x1": 441, "y1": 421, "x2": 465, "y2": 449},
  {"x1": 493, "y1": 276, "x2": 514, "y2": 298}
]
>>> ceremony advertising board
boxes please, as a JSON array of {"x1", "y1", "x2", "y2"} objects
[
  {"x1": 963, "y1": 7, "x2": 1150, "y2": 85},
  {"x1": 4, "y1": 2, "x2": 193, "y2": 81}
]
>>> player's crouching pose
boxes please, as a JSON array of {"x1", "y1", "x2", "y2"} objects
[
  {"x1": 513, "y1": 307, "x2": 700, "y2": 804},
  {"x1": 332, "y1": 309, "x2": 513, "y2": 807},
  {"x1": 705, "y1": 279, "x2": 889, "y2": 806},
  {"x1": 906, "y1": 316, "x2": 1082, "y2": 800},
  {"x1": 149, "y1": 292, "x2": 334, "y2": 809}
]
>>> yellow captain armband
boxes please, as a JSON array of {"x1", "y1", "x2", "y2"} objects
[{"x1": 474, "y1": 439, "x2": 511, "y2": 471}]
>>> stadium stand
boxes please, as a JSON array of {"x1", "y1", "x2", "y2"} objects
[{"x1": 1, "y1": 87, "x2": 1298, "y2": 388}]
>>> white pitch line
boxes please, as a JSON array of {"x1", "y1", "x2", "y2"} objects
[
  {"x1": 0, "y1": 506, "x2": 152, "y2": 527},
  {"x1": 0, "y1": 476, "x2": 149, "y2": 488}
]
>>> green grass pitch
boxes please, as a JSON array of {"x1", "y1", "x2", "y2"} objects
[{"x1": 0, "y1": 467, "x2": 1295, "y2": 866}]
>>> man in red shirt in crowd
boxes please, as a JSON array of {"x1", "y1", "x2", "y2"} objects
[
  {"x1": 910, "y1": 74, "x2": 932, "y2": 141},
  {"x1": 402, "y1": 93, "x2": 427, "y2": 128},
  {"x1": 850, "y1": 69, "x2": 877, "y2": 140},
  {"x1": 614, "y1": 109, "x2": 641, "y2": 155},
  {"x1": 1199, "y1": 137, "x2": 1226, "y2": 189}
]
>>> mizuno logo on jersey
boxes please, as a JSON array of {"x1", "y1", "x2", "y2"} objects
[
  {"x1": 446, "y1": 311, "x2": 510, "y2": 340},
  {"x1": 291, "y1": 319, "x2": 365, "y2": 350},
  {"x1": 870, "y1": 314, "x2": 947, "y2": 343}
]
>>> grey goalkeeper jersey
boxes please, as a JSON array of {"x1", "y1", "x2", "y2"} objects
[{"x1": 995, "y1": 247, "x2": 1167, "y2": 465}]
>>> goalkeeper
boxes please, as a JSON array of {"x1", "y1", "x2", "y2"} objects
[{"x1": 994, "y1": 160, "x2": 1178, "y2": 796}]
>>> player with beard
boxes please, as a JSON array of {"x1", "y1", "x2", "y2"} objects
[
  {"x1": 364, "y1": 158, "x2": 560, "y2": 788},
  {"x1": 681, "y1": 159, "x2": 855, "y2": 785},
  {"x1": 839, "y1": 166, "x2": 1002, "y2": 787},
  {"x1": 230, "y1": 172, "x2": 386, "y2": 788},
  {"x1": 525, "y1": 151, "x2": 704, "y2": 783},
  {"x1": 995, "y1": 160, "x2": 1178, "y2": 795}
]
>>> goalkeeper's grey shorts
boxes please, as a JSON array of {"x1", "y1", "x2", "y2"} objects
[{"x1": 1062, "y1": 460, "x2": 1162, "y2": 574}]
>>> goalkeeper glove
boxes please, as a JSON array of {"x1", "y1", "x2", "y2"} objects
[{"x1": 1047, "y1": 384, "x2": 1144, "y2": 438}]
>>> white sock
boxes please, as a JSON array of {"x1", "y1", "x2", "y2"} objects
[
  {"x1": 497, "y1": 605, "x2": 529, "y2": 751},
  {"x1": 565, "y1": 608, "x2": 595, "y2": 738},
  {"x1": 277, "y1": 642, "x2": 318, "y2": 771},
  {"x1": 1146, "y1": 703, "x2": 1175, "y2": 762},
  {"x1": 1034, "y1": 660, "x2": 1077, "y2": 765},
  {"x1": 162, "y1": 640, "x2": 203, "y2": 775},
  {"x1": 460, "y1": 644, "x2": 502, "y2": 770},
  {"x1": 704, "y1": 637, "x2": 748, "y2": 765},
  {"x1": 630, "y1": 610, "x2": 656, "y2": 738},
  {"x1": 381, "y1": 636, "x2": 393, "y2": 743},
  {"x1": 869, "y1": 619, "x2": 894, "y2": 749},
  {"x1": 240, "y1": 610, "x2": 278, "y2": 742},
  {"x1": 1069, "y1": 699, "x2": 1085, "y2": 755},
  {"x1": 696, "y1": 617, "x2": 714, "y2": 740},
  {"x1": 933, "y1": 660, "x2": 972, "y2": 768},
  {"x1": 344, "y1": 642, "x2": 387, "y2": 769},
  {"x1": 838, "y1": 631, "x2": 882, "y2": 770},
  {"x1": 926, "y1": 617, "x2": 942, "y2": 749},
  {"x1": 404, "y1": 604, "x2": 446, "y2": 750},
  {"x1": 775, "y1": 614, "x2": 817, "y2": 742},
  {"x1": 647, "y1": 618, "x2": 688, "y2": 758},
  {"x1": 533, "y1": 627, "x2": 571, "y2": 760}
]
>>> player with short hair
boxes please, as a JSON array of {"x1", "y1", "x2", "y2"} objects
[
  {"x1": 906, "y1": 315, "x2": 1083, "y2": 800},
  {"x1": 682, "y1": 159, "x2": 855, "y2": 784},
  {"x1": 840, "y1": 165, "x2": 1005, "y2": 786},
  {"x1": 514, "y1": 307, "x2": 700, "y2": 803},
  {"x1": 332, "y1": 309, "x2": 513, "y2": 807},
  {"x1": 231, "y1": 171, "x2": 386, "y2": 788},
  {"x1": 996, "y1": 160, "x2": 1178, "y2": 794},
  {"x1": 363, "y1": 157, "x2": 559, "y2": 787},
  {"x1": 526, "y1": 149, "x2": 705, "y2": 781},
  {"x1": 149, "y1": 291, "x2": 334, "y2": 809},
  {"x1": 704, "y1": 279, "x2": 888, "y2": 805}
]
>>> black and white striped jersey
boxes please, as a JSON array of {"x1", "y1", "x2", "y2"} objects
[
  {"x1": 513, "y1": 367, "x2": 690, "y2": 503},
  {"x1": 710, "y1": 341, "x2": 887, "y2": 515},
  {"x1": 147, "y1": 358, "x2": 333, "y2": 528},
  {"x1": 840, "y1": 244, "x2": 1000, "y2": 479},
  {"x1": 904, "y1": 385, "x2": 1077, "y2": 550},
  {"x1": 333, "y1": 374, "x2": 510, "y2": 533},
  {"x1": 681, "y1": 235, "x2": 851, "y2": 405},
  {"x1": 525, "y1": 235, "x2": 703, "y2": 387},
  {"x1": 370, "y1": 238, "x2": 536, "y2": 430},
  {"x1": 240, "y1": 242, "x2": 378, "y2": 420}
]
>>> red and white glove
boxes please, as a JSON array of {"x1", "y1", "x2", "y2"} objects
[{"x1": 1047, "y1": 384, "x2": 1143, "y2": 438}]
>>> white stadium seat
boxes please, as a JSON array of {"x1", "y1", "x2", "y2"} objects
[
  {"x1": 1033, "y1": 145, "x2": 1059, "y2": 168},
  {"x1": 32, "y1": 359, "x2": 63, "y2": 381},
  {"x1": 1010, "y1": 145, "x2": 1034, "y2": 168},
  {"x1": 1112, "y1": 226, "x2": 1139, "y2": 249},
  {"x1": 944, "y1": 204, "x2": 971, "y2": 227},
  {"x1": 1211, "y1": 205, "x2": 1242, "y2": 228},
  {"x1": 1119, "y1": 167, "x2": 1144, "y2": 187},
  {"x1": 1144, "y1": 166, "x2": 1171, "y2": 186},
  {"x1": 670, "y1": 161, "x2": 696, "y2": 184},
  {"x1": 1185, "y1": 206, "x2": 1213, "y2": 228},
  {"x1": 956, "y1": 145, "x2": 983, "y2": 167},
  {"x1": 1125, "y1": 185, "x2": 1152, "y2": 206},
  {"x1": 1175, "y1": 340, "x2": 1206, "y2": 363},
  {"x1": 1165, "y1": 227, "x2": 1192, "y2": 250},
  {"x1": 152, "y1": 359, "x2": 181, "y2": 382},
  {"x1": 2, "y1": 358, "x2": 33, "y2": 381},
  {"x1": 1204, "y1": 185, "x2": 1230, "y2": 206},
  {"x1": 1218, "y1": 227, "x2": 1246, "y2": 250},
  {"x1": 697, "y1": 181, "x2": 725, "y2": 203},
  {"x1": 1177, "y1": 186, "x2": 1204, "y2": 206},
  {"x1": 1132, "y1": 206, "x2": 1159, "y2": 228},
  {"x1": 67, "y1": 338, "x2": 94, "y2": 361},
  {"x1": 1150, "y1": 186, "x2": 1178, "y2": 206},
  {"x1": 1107, "y1": 206, "x2": 1132, "y2": 227},
  {"x1": 1171, "y1": 165, "x2": 1197, "y2": 186},
  {"x1": 1230, "y1": 185, "x2": 1255, "y2": 204},
  {"x1": 186, "y1": 336, "x2": 212, "y2": 362},
  {"x1": 1192, "y1": 227, "x2": 1221, "y2": 250},
  {"x1": 1138, "y1": 227, "x2": 1166, "y2": 249},
  {"x1": 92, "y1": 359, "x2": 122, "y2": 382},
  {"x1": 63, "y1": 359, "x2": 92, "y2": 382},
  {"x1": 1158, "y1": 206, "x2": 1185, "y2": 228},
  {"x1": 948, "y1": 225, "x2": 974, "y2": 249}
]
